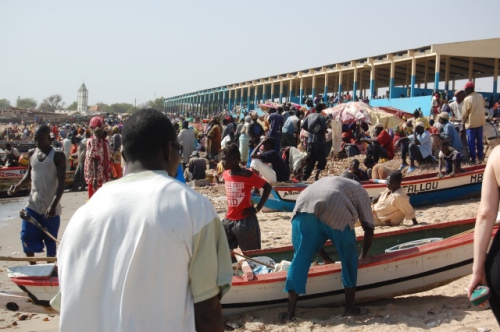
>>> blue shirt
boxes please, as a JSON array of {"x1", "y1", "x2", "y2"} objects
[
  {"x1": 282, "y1": 115, "x2": 299, "y2": 135},
  {"x1": 268, "y1": 113, "x2": 284, "y2": 137},
  {"x1": 409, "y1": 131, "x2": 432, "y2": 159},
  {"x1": 441, "y1": 122, "x2": 464, "y2": 153}
]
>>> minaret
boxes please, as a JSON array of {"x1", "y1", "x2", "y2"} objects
[{"x1": 77, "y1": 83, "x2": 88, "y2": 113}]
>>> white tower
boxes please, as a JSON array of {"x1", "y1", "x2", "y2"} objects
[{"x1": 77, "y1": 83, "x2": 88, "y2": 113}]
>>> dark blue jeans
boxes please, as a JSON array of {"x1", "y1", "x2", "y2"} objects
[{"x1": 466, "y1": 126, "x2": 484, "y2": 161}]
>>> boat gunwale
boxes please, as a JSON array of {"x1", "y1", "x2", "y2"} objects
[
  {"x1": 230, "y1": 223, "x2": 486, "y2": 286},
  {"x1": 271, "y1": 165, "x2": 485, "y2": 192}
]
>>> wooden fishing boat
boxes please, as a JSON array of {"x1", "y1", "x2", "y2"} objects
[
  {"x1": 0, "y1": 140, "x2": 35, "y2": 153},
  {"x1": 0, "y1": 166, "x2": 75, "y2": 195},
  {"x1": 253, "y1": 164, "x2": 485, "y2": 212},
  {"x1": 5, "y1": 218, "x2": 488, "y2": 316}
]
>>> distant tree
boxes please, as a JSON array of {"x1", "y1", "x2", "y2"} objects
[
  {"x1": 146, "y1": 97, "x2": 166, "y2": 111},
  {"x1": 16, "y1": 97, "x2": 37, "y2": 109},
  {"x1": 0, "y1": 99, "x2": 11, "y2": 110},
  {"x1": 66, "y1": 101, "x2": 78, "y2": 110},
  {"x1": 103, "y1": 103, "x2": 135, "y2": 114},
  {"x1": 39, "y1": 94, "x2": 65, "y2": 112}
]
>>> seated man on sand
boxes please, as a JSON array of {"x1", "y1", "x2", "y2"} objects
[
  {"x1": 349, "y1": 159, "x2": 369, "y2": 181},
  {"x1": 372, "y1": 170, "x2": 418, "y2": 227},
  {"x1": 184, "y1": 151, "x2": 207, "y2": 181},
  {"x1": 250, "y1": 137, "x2": 290, "y2": 183},
  {"x1": 437, "y1": 141, "x2": 463, "y2": 178},
  {"x1": 284, "y1": 146, "x2": 309, "y2": 181},
  {"x1": 361, "y1": 124, "x2": 394, "y2": 163},
  {"x1": 395, "y1": 122, "x2": 433, "y2": 173},
  {"x1": 363, "y1": 156, "x2": 391, "y2": 180}
]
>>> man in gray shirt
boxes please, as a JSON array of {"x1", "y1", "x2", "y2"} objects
[{"x1": 281, "y1": 176, "x2": 374, "y2": 322}]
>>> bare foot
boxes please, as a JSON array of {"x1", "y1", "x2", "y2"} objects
[{"x1": 278, "y1": 312, "x2": 295, "y2": 323}]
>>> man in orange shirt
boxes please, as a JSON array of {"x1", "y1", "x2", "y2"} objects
[{"x1": 362, "y1": 124, "x2": 394, "y2": 162}]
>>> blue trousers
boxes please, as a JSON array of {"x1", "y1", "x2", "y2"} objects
[
  {"x1": 284, "y1": 213, "x2": 358, "y2": 295},
  {"x1": 466, "y1": 126, "x2": 484, "y2": 161},
  {"x1": 21, "y1": 208, "x2": 60, "y2": 257}
]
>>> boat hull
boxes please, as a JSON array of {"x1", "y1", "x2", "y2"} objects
[
  {"x1": 253, "y1": 165, "x2": 485, "y2": 212},
  {"x1": 6, "y1": 219, "x2": 483, "y2": 316},
  {"x1": 0, "y1": 166, "x2": 75, "y2": 196}
]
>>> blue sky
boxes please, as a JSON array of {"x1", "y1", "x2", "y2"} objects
[{"x1": 1, "y1": 0, "x2": 499, "y2": 107}]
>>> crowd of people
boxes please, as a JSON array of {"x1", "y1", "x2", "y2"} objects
[{"x1": 2, "y1": 80, "x2": 500, "y2": 329}]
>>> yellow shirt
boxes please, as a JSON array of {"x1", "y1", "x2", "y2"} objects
[
  {"x1": 372, "y1": 188, "x2": 415, "y2": 226},
  {"x1": 462, "y1": 91, "x2": 486, "y2": 129},
  {"x1": 415, "y1": 117, "x2": 430, "y2": 130}
]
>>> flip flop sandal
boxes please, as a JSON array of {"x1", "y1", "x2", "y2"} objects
[{"x1": 6, "y1": 302, "x2": 19, "y2": 311}]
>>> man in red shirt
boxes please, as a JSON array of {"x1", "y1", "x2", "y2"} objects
[
  {"x1": 362, "y1": 123, "x2": 394, "y2": 162},
  {"x1": 221, "y1": 144, "x2": 272, "y2": 251}
]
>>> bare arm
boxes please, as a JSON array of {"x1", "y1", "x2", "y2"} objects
[
  {"x1": 467, "y1": 146, "x2": 500, "y2": 298},
  {"x1": 194, "y1": 294, "x2": 224, "y2": 332},
  {"x1": 46, "y1": 151, "x2": 66, "y2": 218},
  {"x1": 250, "y1": 138, "x2": 266, "y2": 159},
  {"x1": 360, "y1": 226, "x2": 374, "y2": 258},
  {"x1": 256, "y1": 182, "x2": 272, "y2": 212}
]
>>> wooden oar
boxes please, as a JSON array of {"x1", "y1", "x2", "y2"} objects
[
  {"x1": 19, "y1": 210, "x2": 60, "y2": 244},
  {"x1": 0, "y1": 256, "x2": 57, "y2": 262},
  {"x1": 231, "y1": 250, "x2": 275, "y2": 269}
]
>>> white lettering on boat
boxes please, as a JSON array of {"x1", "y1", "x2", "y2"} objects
[
  {"x1": 470, "y1": 173, "x2": 483, "y2": 183},
  {"x1": 281, "y1": 190, "x2": 301, "y2": 199},
  {"x1": 403, "y1": 181, "x2": 439, "y2": 194}
]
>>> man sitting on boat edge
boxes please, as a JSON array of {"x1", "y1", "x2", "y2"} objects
[{"x1": 372, "y1": 170, "x2": 418, "y2": 227}]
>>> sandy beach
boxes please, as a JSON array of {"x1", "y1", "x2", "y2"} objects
[{"x1": 0, "y1": 187, "x2": 497, "y2": 331}]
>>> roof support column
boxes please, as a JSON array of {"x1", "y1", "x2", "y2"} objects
[
  {"x1": 494, "y1": 58, "x2": 498, "y2": 101},
  {"x1": 389, "y1": 56, "x2": 395, "y2": 98},
  {"x1": 324, "y1": 72, "x2": 329, "y2": 102},
  {"x1": 370, "y1": 63, "x2": 376, "y2": 98},
  {"x1": 289, "y1": 79, "x2": 294, "y2": 102},
  {"x1": 445, "y1": 57, "x2": 450, "y2": 98},
  {"x1": 411, "y1": 54, "x2": 416, "y2": 97},
  {"x1": 468, "y1": 58, "x2": 474, "y2": 81},
  {"x1": 247, "y1": 86, "x2": 251, "y2": 111},
  {"x1": 240, "y1": 87, "x2": 244, "y2": 109},
  {"x1": 353, "y1": 63, "x2": 358, "y2": 100},
  {"x1": 359, "y1": 71, "x2": 363, "y2": 99},
  {"x1": 299, "y1": 75, "x2": 304, "y2": 103},
  {"x1": 424, "y1": 59, "x2": 428, "y2": 90},
  {"x1": 299, "y1": 73, "x2": 304, "y2": 104},
  {"x1": 311, "y1": 74, "x2": 316, "y2": 101},
  {"x1": 262, "y1": 82, "x2": 267, "y2": 102},
  {"x1": 228, "y1": 89, "x2": 233, "y2": 111},
  {"x1": 338, "y1": 71, "x2": 343, "y2": 95},
  {"x1": 254, "y1": 86, "x2": 259, "y2": 110},
  {"x1": 279, "y1": 78, "x2": 284, "y2": 103},
  {"x1": 434, "y1": 54, "x2": 441, "y2": 92},
  {"x1": 270, "y1": 80, "x2": 275, "y2": 101}
]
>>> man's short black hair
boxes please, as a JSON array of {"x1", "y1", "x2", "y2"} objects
[
  {"x1": 340, "y1": 171, "x2": 361, "y2": 183},
  {"x1": 363, "y1": 156, "x2": 375, "y2": 168},
  {"x1": 264, "y1": 137, "x2": 275, "y2": 149},
  {"x1": 388, "y1": 170, "x2": 403, "y2": 184},
  {"x1": 223, "y1": 143, "x2": 240, "y2": 160},
  {"x1": 35, "y1": 125, "x2": 51, "y2": 137},
  {"x1": 440, "y1": 140, "x2": 451, "y2": 147},
  {"x1": 122, "y1": 109, "x2": 176, "y2": 163}
]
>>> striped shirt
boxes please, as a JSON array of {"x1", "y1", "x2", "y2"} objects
[{"x1": 293, "y1": 176, "x2": 374, "y2": 230}]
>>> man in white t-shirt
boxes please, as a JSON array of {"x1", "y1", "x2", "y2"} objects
[{"x1": 57, "y1": 109, "x2": 233, "y2": 332}]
